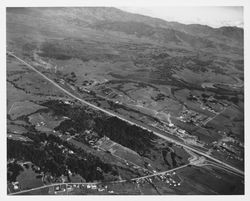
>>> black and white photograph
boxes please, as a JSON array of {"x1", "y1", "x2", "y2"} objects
[{"x1": 1, "y1": 0, "x2": 249, "y2": 198}]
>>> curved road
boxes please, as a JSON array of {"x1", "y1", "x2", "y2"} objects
[{"x1": 7, "y1": 51, "x2": 244, "y2": 176}]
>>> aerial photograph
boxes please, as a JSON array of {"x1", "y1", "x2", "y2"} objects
[{"x1": 6, "y1": 6, "x2": 244, "y2": 195}]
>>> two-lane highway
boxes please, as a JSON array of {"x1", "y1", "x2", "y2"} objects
[
  {"x1": 7, "y1": 51, "x2": 244, "y2": 176},
  {"x1": 9, "y1": 163, "x2": 189, "y2": 195}
]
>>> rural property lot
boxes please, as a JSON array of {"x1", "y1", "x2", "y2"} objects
[{"x1": 7, "y1": 7, "x2": 244, "y2": 195}]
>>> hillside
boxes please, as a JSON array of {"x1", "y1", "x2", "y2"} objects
[
  {"x1": 7, "y1": 7, "x2": 243, "y2": 54},
  {"x1": 6, "y1": 7, "x2": 244, "y2": 195}
]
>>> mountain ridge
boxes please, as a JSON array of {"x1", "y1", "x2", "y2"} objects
[{"x1": 7, "y1": 7, "x2": 243, "y2": 57}]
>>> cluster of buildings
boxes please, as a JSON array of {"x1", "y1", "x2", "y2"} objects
[
  {"x1": 83, "y1": 130, "x2": 100, "y2": 147},
  {"x1": 178, "y1": 108, "x2": 209, "y2": 127},
  {"x1": 57, "y1": 144, "x2": 75, "y2": 155},
  {"x1": 151, "y1": 121, "x2": 204, "y2": 147},
  {"x1": 52, "y1": 183, "x2": 110, "y2": 195},
  {"x1": 189, "y1": 94, "x2": 228, "y2": 115},
  {"x1": 51, "y1": 170, "x2": 183, "y2": 195},
  {"x1": 133, "y1": 171, "x2": 181, "y2": 188},
  {"x1": 212, "y1": 135, "x2": 243, "y2": 161}
]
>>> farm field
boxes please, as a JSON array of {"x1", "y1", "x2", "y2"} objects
[{"x1": 7, "y1": 7, "x2": 244, "y2": 195}]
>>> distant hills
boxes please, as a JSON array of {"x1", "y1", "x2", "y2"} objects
[{"x1": 7, "y1": 7, "x2": 243, "y2": 56}]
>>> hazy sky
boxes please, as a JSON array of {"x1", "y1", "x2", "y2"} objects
[{"x1": 119, "y1": 7, "x2": 243, "y2": 28}]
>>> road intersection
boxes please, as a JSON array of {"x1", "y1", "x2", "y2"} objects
[{"x1": 7, "y1": 51, "x2": 244, "y2": 176}]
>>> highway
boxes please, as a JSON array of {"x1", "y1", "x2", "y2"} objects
[
  {"x1": 204, "y1": 161, "x2": 244, "y2": 178},
  {"x1": 7, "y1": 51, "x2": 244, "y2": 176},
  {"x1": 130, "y1": 164, "x2": 189, "y2": 181},
  {"x1": 9, "y1": 182, "x2": 98, "y2": 195},
  {"x1": 9, "y1": 163, "x2": 189, "y2": 195},
  {"x1": 9, "y1": 159, "x2": 242, "y2": 195}
]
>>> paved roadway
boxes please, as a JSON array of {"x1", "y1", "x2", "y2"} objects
[
  {"x1": 7, "y1": 51, "x2": 244, "y2": 176},
  {"x1": 204, "y1": 161, "x2": 244, "y2": 178},
  {"x1": 10, "y1": 160, "x2": 243, "y2": 195},
  {"x1": 9, "y1": 163, "x2": 189, "y2": 195}
]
